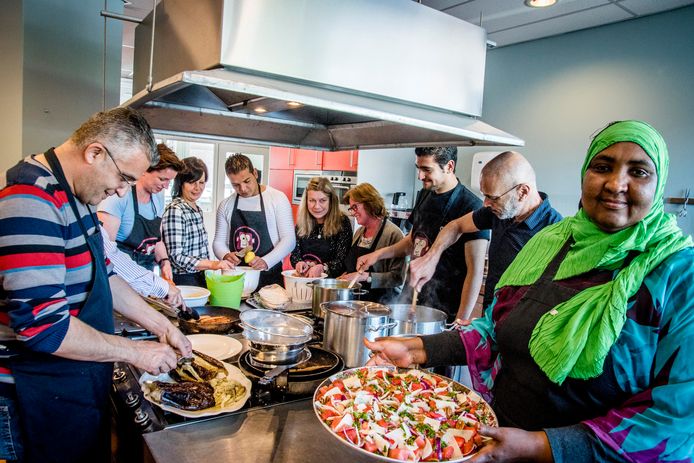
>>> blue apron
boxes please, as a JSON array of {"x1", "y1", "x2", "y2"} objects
[
  {"x1": 228, "y1": 189, "x2": 283, "y2": 287},
  {"x1": 8, "y1": 148, "x2": 115, "y2": 462}
]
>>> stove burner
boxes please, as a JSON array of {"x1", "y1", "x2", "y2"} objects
[
  {"x1": 239, "y1": 345, "x2": 343, "y2": 393},
  {"x1": 248, "y1": 347, "x2": 312, "y2": 369}
]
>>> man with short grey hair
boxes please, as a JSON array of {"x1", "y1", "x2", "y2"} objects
[{"x1": 0, "y1": 107, "x2": 191, "y2": 462}]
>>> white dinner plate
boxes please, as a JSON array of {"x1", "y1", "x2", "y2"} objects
[
  {"x1": 139, "y1": 361, "x2": 251, "y2": 418},
  {"x1": 187, "y1": 334, "x2": 242, "y2": 360}
]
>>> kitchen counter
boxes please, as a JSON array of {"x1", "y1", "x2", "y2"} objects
[
  {"x1": 143, "y1": 399, "x2": 373, "y2": 463},
  {"x1": 142, "y1": 299, "x2": 369, "y2": 463}
]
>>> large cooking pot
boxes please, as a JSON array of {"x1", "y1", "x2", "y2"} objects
[
  {"x1": 177, "y1": 305, "x2": 239, "y2": 335},
  {"x1": 308, "y1": 279, "x2": 368, "y2": 318},
  {"x1": 322, "y1": 301, "x2": 395, "y2": 368},
  {"x1": 240, "y1": 309, "x2": 313, "y2": 364},
  {"x1": 386, "y1": 304, "x2": 449, "y2": 336}
]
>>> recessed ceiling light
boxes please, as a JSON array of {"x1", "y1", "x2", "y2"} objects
[
  {"x1": 254, "y1": 107, "x2": 267, "y2": 113},
  {"x1": 287, "y1": 101, "x2": 303, "y2": 108},
  {"x1": 524, "y1": 0, "x2": 557, "y2": 7}
]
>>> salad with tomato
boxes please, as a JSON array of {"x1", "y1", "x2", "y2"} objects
[{"x1": 313, "y1": 367, "x2": 497, "y2": 462}]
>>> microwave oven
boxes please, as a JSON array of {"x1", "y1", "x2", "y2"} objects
[{"x1": 292, "y1": 170, "x2": 358, "y2": 205}]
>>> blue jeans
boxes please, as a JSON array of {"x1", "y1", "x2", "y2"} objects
[{"x1": 0, "y1": 390, "x2": 23, "y2": 461}]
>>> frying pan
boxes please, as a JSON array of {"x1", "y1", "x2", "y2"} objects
[{"x1": 177, "y1": 305, "x2": 240, "y2": 335}]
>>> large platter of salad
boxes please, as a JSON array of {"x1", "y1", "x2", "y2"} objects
[{"x1": 313, "y1": 366, "x2": 497, "y2": 462}]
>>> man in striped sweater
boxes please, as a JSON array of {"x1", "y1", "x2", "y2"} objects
[{"x1": 0, "y1": 108, "x2": 192, "y2": 463}]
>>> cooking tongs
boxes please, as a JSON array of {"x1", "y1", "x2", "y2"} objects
[{"x1": 145, "y1": 296, "x2": 200, "y2": 321}]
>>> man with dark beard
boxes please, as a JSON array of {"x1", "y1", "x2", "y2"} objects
[{"x1": 410, "y1": 151, "x2": 562, "y2": 312}]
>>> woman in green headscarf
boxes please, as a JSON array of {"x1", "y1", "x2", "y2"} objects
[{"x1": 365, "y1": 121, "x2": 694, "y2": 462}]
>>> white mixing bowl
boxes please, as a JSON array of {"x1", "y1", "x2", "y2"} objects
[
  {"x1": 178, "y1": 286, "x2": 211, "y2": 307},
  {"x1": 223, "y1": 266, "x2": 261, "y2": 297},
  {"x1": 282, "y1": 269, "x2": 327, "y2": 303}
]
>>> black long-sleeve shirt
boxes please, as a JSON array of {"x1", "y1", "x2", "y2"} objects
[{"x1": 290, "y1": 215, "x2": 352, "y2": 278}]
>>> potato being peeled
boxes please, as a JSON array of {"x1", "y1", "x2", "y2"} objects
[{"x1": 244, "y1": 251, "x2": 256, "y2": 264}]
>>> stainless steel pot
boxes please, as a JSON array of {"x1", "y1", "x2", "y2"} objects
[
  {"x1": 386, "y1": 304, "x2": 449, "y2": 336},
  {"x1": 240, "y1": 309, "x2": 313, "y2": 364},
  {"x1": 308, "y1": 279, "x2": 368, "y2": 318},
  {"x1": 240, "y1": 309, "x2": 313, "y2": 344},
  {"x1": 247, "y1": 340, "x2": 308, "y2": 364},
  {"x1": 322, "y1": 300, "x2": 395, "y2": 368}
]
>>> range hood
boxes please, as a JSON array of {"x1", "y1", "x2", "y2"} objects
[{"x1": 124, "y1": 0, "x2": 523, "y2": 150}]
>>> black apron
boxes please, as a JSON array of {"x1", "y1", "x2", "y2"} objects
[
  {"x1": 116, "y1": 186, "x2": 161, "y2": 270},
  {"x1": 344, "y1": 219, "x2": 386, "y2": 302},
  {"x1": 228, "y1": 189, "x2": 283, "y2": 287},
  {"x1": 492, "y1": 239, "x2": 628, "y2": 430},
  {"x1": 296, "y1": 224, "x2": 333, "y2": 268},
  {"x1": 409, "y1": 183, "x2": 463, "y2": 320},
  {"x1": 8, "y1": 148, "x2": 114, "y2": 462}
]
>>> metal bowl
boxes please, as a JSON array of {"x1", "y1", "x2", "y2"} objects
[
  {"x1": 240, "y1": 309, "x2": 313, "y2": 345},
  {"x1": 247, "y1": 340, "x2": 309, "y2": 364}
]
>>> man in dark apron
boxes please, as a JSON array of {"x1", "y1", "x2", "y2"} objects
[
  {"x1": 98, "y1": 144, "x2": 182, "y2": 276},
  {"x1": 213, "y1": 155, "x2": 296, "y2": 288},
  {"x1": 357, "y1": 147, "x2": 489, "y2": 322},
  {"x1": 0, "y1": 108, "x2": 191, "y2": 462}
]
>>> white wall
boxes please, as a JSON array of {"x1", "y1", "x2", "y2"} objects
[
  {"x1": 0, "y1": 0, "x2": 23, "y2": 172},
  {"x1": 0, "y1": 0, "x2": 123, "y2": 170},
  {"x1": 357, "y1": 148, "x2": 418, "y2": 209},
  {"x1": 460, "y1": 5, "x2": 694, "y2": 235}
]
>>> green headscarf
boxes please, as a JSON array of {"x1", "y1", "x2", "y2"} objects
[{"x1": 496, "y1": 120, "x2": 692, "y2": 384}]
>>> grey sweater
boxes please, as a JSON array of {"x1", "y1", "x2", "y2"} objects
[{"x1": 352, "y1": 219, "x2": 406, "y2": 292}]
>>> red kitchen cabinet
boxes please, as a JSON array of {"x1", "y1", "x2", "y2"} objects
[
  {"x1": 269, "y1": 147, "x2": 293, "y2": 169},
  {"x1": 321, "y1": 150, "x2": 359, "y2": 171},
  {"x1": 291, "y1": 149, "x2": 323, "y2": 170},
  {"x1": 269, "y1": 147, "x2": 323, "y2": 170},
  {"x1": 268, "y1": 169, "x2": 294, "y2": 202}
]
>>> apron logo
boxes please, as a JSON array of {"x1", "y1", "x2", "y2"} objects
[
  {"x1": 412, "y1": 233, "x2": 430, "y2": 258},
  {"x1": 234, "y1": 226, "x2": 260, "y2": 252}
]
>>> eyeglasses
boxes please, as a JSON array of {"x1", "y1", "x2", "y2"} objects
[
  {"x1": 347, "y1": 203, "x2": 360, "y2": 213},
  {"x1": 102, "y1": 144, "x2": 137, "y2": 186},
  {"x1": 482, "y1": 184, "x2": 521, "y2": 202}
]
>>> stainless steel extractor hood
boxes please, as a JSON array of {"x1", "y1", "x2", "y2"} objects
[{"x1": 123, "y1": 0, "x2": 523, "y2": 150}]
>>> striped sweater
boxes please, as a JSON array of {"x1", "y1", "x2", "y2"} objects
[{"x1": 0, "y1": 156, "x2": 113, "y2": 382}]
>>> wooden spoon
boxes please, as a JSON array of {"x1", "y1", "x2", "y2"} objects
[
  {"x1": 410, "y1": 289, "x2": 419, "y2": 315},
  {"x1": 348, "y1": 261, "x2": 365, "y2": 289},
  {"x1": 347, "y1": 272, "x2": 361, "y2": 289}
]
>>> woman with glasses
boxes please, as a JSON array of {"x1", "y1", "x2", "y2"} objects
[
  {"x1": 290, "y1": 177, "x2": 353, "y2": 278},
  {"x1": 162, "y1": 157, "x2": 231, "y2": 287},
  {"x1": 338, "y1": 183, "x2": 405, "y2": 302},
  {"x1": 366, "y1": 121, "x2": 694, "y2": 462}
]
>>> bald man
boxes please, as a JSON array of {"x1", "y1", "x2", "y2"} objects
[{"x1": 409, "y1": 151, "x2": 562, "y2": 314}]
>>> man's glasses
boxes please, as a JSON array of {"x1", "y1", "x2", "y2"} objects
[
  {"x1": 102, "y1": 144, "x2": 137, "y2": 186},
  {"x1": 482, "y1": 184, "x2": 521, "y2": 202}
]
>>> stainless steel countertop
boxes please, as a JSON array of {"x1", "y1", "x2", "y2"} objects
[
  {"x1": 143, "y1": 399, "x2": 373, "y2": 463},
  {"x1": 143, "y1": 300, "x2": 370, "y2": 463}
]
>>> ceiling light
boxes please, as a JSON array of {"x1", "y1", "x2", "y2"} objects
[
  {"x1": 254, "y1": 107, "x2": 267, "y2": 113},
  {"x1": 524, "y1": 0, "x2": 557, "y2": 7},
  {"x1": 287, "y1": 101, "x2": 303, "y2": 108}
]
